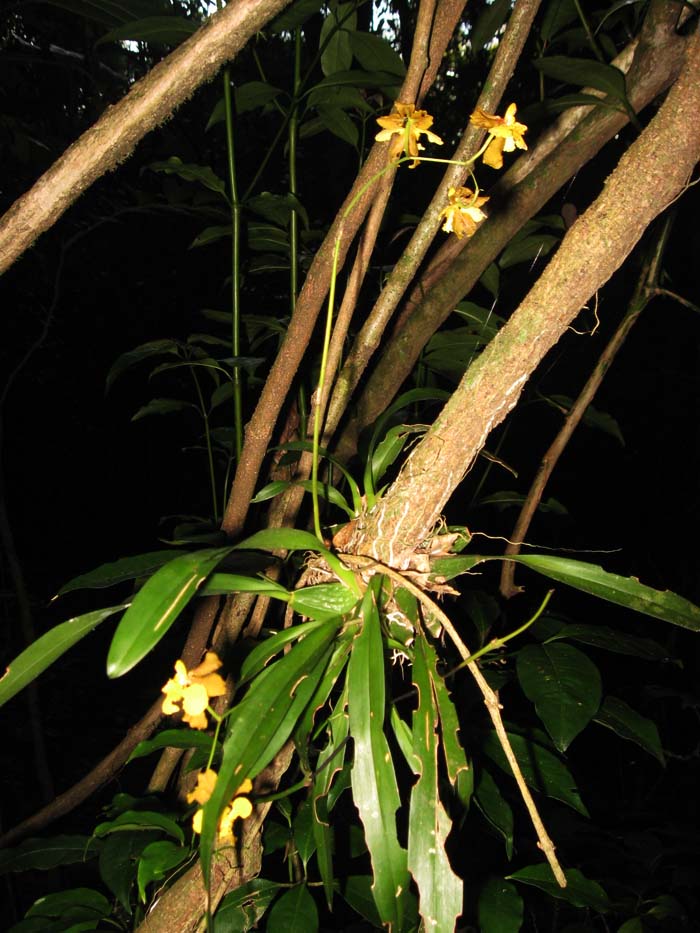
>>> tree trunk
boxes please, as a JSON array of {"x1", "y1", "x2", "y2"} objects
[{"x1": 345, "y1": 23, "x2": 700, "y2": 567}]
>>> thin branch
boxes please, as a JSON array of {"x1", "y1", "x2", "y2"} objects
[
  {"x1": 499, "y1": 213, "x2": 676, "y2": 598},
  {"x1": 340, "y1": 2, "x2": 685, "y2": 457},
  {"x1": 0, "y1": 596, "x2": 220, "y2": 847},
  {"x1": 0, "y1": 0, "x2": 293, "y2": 276},
  {"x1": 346, "y1": 21, "x2": 700, "y2": 567},
  {"x1": 340, "y1": 553, "x2": 567, "y2": 887}
]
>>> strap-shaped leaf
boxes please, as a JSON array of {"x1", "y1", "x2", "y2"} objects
[
  {"x1": 106, "y1": 547, "x2": 233, "y2": 677},
  {"x1": 200, "y1": 572, "x2": 290, "y2": 599},
  {"x1": 312, "y1": 687, "x2": 350, "y2": 909},
  {"x1": 55, "y1": 551, "x2": 176, "y2": 596},
  {"x1": 408, "y1": 635, "x2": 462, "y2": 932},
  {"x1": 347, "y1": 584, "x2": 409, "y2": 930},
  {"x1": 129, "y1": 729, "x2": 217, "y2": 762},
  {"x1": 236, "y1": 528, "x2": 360, "y2": 595},
  {"x1": 0, "y1": 603, "x2": 127, "y2": 709},
  {"x1": 200, "y1": 622, "x2": 340, "y2": 881},
  {"x1": 432, "y1": 554, "x2": 700, "y2": 630}
]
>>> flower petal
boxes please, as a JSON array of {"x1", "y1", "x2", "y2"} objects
[
  {"x1": 197, "y1": 672, "x2": 227, "y2": 698},
  {"x1": 191, "y1": 651, "x2": 222, "y2": 677},
  {"x1": 187, "y1": 768, "x2": 218, "y2": 805},
  {"x1": 483, "y1": 137, "x2": 505, "y2": 169}
]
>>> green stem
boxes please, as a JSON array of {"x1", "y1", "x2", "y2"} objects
[
  {"x1": 450, "y1": 588, "x2": 553, "y2": 672},
  {"x1": 312, "y1": 233, "x2": 342, "y2": 540},
  {"x1": 574, "y1": 0, "x2": 605, "y2": 63},
  {"x1": 223, "y1": 66, "x2": 243, "y2": 463},
  {"x1": 205, "y1": 710, "x2": 224, "y2": 772},
  {"x1": 289, "y1": 29, "x2": 302, "y2": 312},
  {"x1": 191, "y1": 368, "x2": 220, "y2": 523}
]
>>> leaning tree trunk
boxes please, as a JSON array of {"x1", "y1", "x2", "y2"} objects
[{"x1": 343, "y1": 23, "x2": 700, "y2": 568}]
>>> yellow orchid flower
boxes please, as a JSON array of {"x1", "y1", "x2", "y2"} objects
[
  {"x1": 470, "y1": 102, "x2": 528, "y2": 169},
  {"x1": 161, "y1": 651, "x2": 226, "y2": 730},
  {"x1": 375, "y1": 102, "x2": 443, "y2": 168},
  {"x1": 440, "y1": 186, "x2": 489, "y2": 239},
  {"x1": 188, "y1": 769, "x2": 254, "y2": 842}
]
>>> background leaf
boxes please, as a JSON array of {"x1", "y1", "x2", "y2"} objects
[
  {"x1": 516, "y1": 643, "x2": 602, "y2": 751},
  {"x1": 594, "y1": 696, "x2": 665, "y2": 764},
  {"x1": 266, "y1": 883, "x2": 318, "y2": 932},
  {"x1": 508, "y1": 864, "x2": 610, "y2": 912},
  {"x1": 477, "y1": 876, "x2": 524, "y2": 933}
]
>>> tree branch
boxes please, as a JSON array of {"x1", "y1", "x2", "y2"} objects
[
  {"x1": 499, "y1": 213, "x2": 675, "y2": 597},
  {"x1": 0, "y1": 0, "x2": 293, "y2": 277},
  {"x1": 347, "y1": 21, "x2": 700, "y2": 566},
  {"x1": 341, "y1": 1, "x2": 685, "y2": 454}
]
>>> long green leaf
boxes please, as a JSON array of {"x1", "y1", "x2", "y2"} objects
[
  {"x1": 516, "y1": 643, "x2": 602, "y2": 751},
  {"x1": 432, "y1": 554, "x2": 700, "y2": 630},
  {"x1": 347, "y1": 584, "x2": 409, "y2": 930},
  {"x1": 0, "y1": 604, "x2": 127, "y2": 709},
  {"x1": 513, "y1": 555, "x2": 700, "y2": 631},
  {"x1": 55, "y1": 551, "x2": 177, "y2": 597},
  {"x1": 312, "y1": 689, "x2": 350, "y2": 908},
  {"x1": 199, "y1": 572, "x2": 290, "y2": 599},
  {"x1": 128, "y1": 729, "x2": 217, "y2": 762},
  {"x1": 407, "y1": 635, "x2": 462, "y2": 932},
  {"x1": 200, "y1": 622, "x2": 340, "y2": 881},
  {"x1": 106, "y1": 547, "x2": 232, "y2": 677},
  {"x1": 236, "y1": 528, "x2": 360, "y2": 595}
]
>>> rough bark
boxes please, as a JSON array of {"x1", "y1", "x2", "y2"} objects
[
  {"x1": 0, "y1": 0, "x2": 292, "y2": 276},
  {"x1": 342, "y1": 1, "x2": 685, "y2": 452},
  {"x1": 345, "y1": 23, "x2": 700, "y2": 567}
]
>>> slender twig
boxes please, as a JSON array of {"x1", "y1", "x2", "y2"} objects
[
  {"x1": 499, "y1": 213, "x2": 675, "y2": 598},
  {"x1": 0, "y1": 0, "x2": 293, "y2": 276},
  {"x1": 339, "y1": 552, "x2": 567, "y2": 888}
]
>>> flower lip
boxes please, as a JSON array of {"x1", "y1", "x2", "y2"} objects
[
  {"x1": 440, "y1": 186, "x2": 489, "y2": 239},
  {"x1": 375, "y1": 101, "x2": 443, "y2": 168},
  {"x1": 161, "y1": 651, "x2": 227, "y2": 730},
  {"x1": 189, "y1": 771, "x2": 254, "y2": 842},
  {"x1": 469, "y1": 102, "x2": 528, "y2": 169}
]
